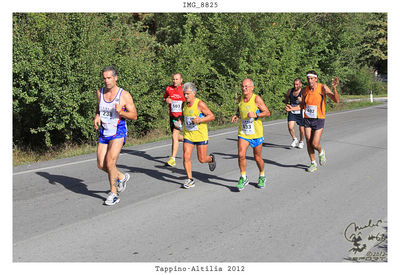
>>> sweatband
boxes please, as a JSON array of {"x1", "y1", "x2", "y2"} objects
[{"x1": 307, "y1": 73, "x2": 318, "y2": 78}]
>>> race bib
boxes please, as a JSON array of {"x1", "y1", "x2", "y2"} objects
[
  {"x1": 171, "y1": 100, "x2": 183, "y2": 113},
  {"x1": 241, "y1": 120, "x2": 255, "y2": 135},
  {"x1": 305, "y1": 105, "x2": 317, "y2": 118},
  {"x1": 184, "y1": 116, "x2": 198, "y2": 131},
  {"x1": 100, "y1": 110, "x2": 113, "y2": 122}
]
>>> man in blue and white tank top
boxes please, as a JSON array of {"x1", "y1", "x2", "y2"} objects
[
  {"x1": 93, "y1": 66, "x2": 137, "y2": 206},
  {"x1": 284, "y1": 78, "x2": 305, "y2": 149}
]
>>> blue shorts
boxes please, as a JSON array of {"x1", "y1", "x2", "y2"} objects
[
  {"x1": 238, "y1": 136, "x2": 264, "y2": 148},
  {"x1": 183, "y1": 139, "x2": 208, "y2": 146},
  {"x1": 99, "y1": 133, "x2": 126, "y2": 145},
  {"x1": 288, "y1": 111, "x2": 305, "y2": 126},
  {"x1": 304, "y1": 118, "x2": 325, "y2": 130}
]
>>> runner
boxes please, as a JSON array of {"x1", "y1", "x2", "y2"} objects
[
  {"x1": 163, "y1": 73, "x2": 185, "y2": 167},
  {"x1": 286, "y1": 71, "x2": 339, "y2": 172},
  {"x1": 284, "y1": 78, "x2": 305, "y2": 148},
  {"x1": 93, "y1": 66, "x2": 137, "y2": 205},
  {"x1": 231, "y1": 78, "x2": 271, "y2": 191},
  {"x1": 182, "y1": 82, "x2": 216, "y2": 189}
]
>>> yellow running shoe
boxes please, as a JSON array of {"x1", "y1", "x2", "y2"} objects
[{"x1": 166, "y1": 156, "x2": 176, "y2": 167}]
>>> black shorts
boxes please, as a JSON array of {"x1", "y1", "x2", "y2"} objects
[
  {"x1": 288, "y1": 111, "x2": 304, "y2": 126},
  {"x1": 304, "y1": 118, "x2": 325, "y2": 130},
  {"x1": 169, "y1": 115, "x2": 184, "y2": 132}
]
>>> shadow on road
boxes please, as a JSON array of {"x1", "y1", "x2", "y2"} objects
[
  {"x1": 117, "y1": 162, "x2": 238, "y2": 192},
  {"x1": 212, "y1": 152, "x2": 308, "y2": 171},
  {"x1": 117, "y1": 164, "x2": 185, "y2": 186},
  {"x1": 121, "y1": 148, "x2": 168, "y2": 165},
  {"x1": 36, "y1": 172, "x2": 107, "y2": 201},
  {"x1": 262, "y1": 142, "x2": 292, "y2": 150},
  {"x1": 225, "y1": 137, "x2": 292, "y2": 150}
]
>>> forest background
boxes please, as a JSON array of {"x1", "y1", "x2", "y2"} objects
[{"x1": 12, "y1": 13, "x2": 387, "y2": 163}]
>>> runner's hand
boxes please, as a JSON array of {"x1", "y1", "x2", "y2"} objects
[
  {"x1": 93, "y1": 115, "x2": 101, "y2": 130},
  {"x1": 285, "y1": 104, "x2": 292, "y2": 112},
  {"x1": 115, "y1": 103, "x2": 122, "y2": 115},
  {"x1": 232, "y1": 115, "x2": 239, "y2": 123},
  {"x1": 165, "y1": 97, "x2": 172, "y2": 104},
  {"x1": 192, "y1": 116, "x2": 202, "y2": 124},
  {"x1": 248, "y1": 111, "x2": 257, "y2": 119},
  {"x1": 332, "y1": 77, "x2": 339, "y2": 88}
]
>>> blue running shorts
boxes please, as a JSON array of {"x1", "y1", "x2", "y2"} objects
[
  {"x1": 99, "y1": 133, "x2": 126, "y2": 145},
  {"x1": 238, "y1": 136, "x2": 264, "y2": 148},
  {"x1": 288, "y1": 112, "x2": 305, "y2": 126},
  {"x1": 183, "y1": 139, "x2": 209, "y2": 146}
]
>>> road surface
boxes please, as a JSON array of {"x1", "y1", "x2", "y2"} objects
[{"x1": 13, "y1": 104, "x2": 387, "y2": 263}]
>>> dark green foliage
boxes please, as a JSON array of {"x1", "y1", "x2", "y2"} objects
[{"x1": 13, "y1": 13, "x2": 387, "y2": 150}]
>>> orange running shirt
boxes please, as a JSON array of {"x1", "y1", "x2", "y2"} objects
[{"x1": 303, "y1": 83, "x2": 326, "y2": 119}]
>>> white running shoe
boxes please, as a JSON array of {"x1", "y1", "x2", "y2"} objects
[
  {"x1": 291, "y1": 138, "x2": 298, "y2": 148},
  {"x1": 183, "y1": 178, "x2": 195, "y2": 189},
  {"x1": 117, "y1": 173, "x2": 130, "y2": 193},
  {"x1": 104, "y1": 192, "x2": 120, "y2": 206},
  {"x1": 297, "y1": 141, "x2": 304, "y2": 149}
]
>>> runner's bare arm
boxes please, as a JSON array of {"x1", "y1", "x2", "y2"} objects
[
  {"x1": 250, "y1": 95, "x2": 270, "y2": 119},
  {"x1": 323, "y1": 78, "x2": 340, "y2": 103},
  {"x1": 284, "y1": 89, "x2": 291, "y2": 104},
  {"x1": 115, "y1": 91, "x2": 137, "y2": 120},
  {"x1": 93, "y1": 89, "x2": 101, "y2": 130},
  {"x1": 231, "y1": 97, "x2": 241, "y2": 123},
  {"x1": 193, "y1": 100, "x2": 215, "y2": 124}
]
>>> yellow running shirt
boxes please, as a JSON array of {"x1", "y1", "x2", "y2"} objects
[
  {"x1": 238, "y1": 94, "x2": 263, "y2": 139},
  {"x1": 183, "y1": 98, "x2": 209, "y2": 142}
]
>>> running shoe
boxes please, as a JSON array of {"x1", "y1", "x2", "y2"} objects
[
  {"x1": 257, "y1": 176, "x2": 267, "y2": 189},
  {"x1": 166, "y1": 156, "x2": 176, "y2": 167},
  {"x1": 307, "y1": 162, "x2": 318, "y2": 173},
  {"x1": 183, "y1": 178, "x2": 195, "y2": 189},
  {"x1": 208, "y1": 154, "x2": 216, "y2": 171},
  {"x1": 236, "y1": 176, "x2": 249, "y2": 191},
  {"x1": 104, "y1": 192, "x2": 120, "y2": 206},
  {"x1": 117, "y1": 173, "x2": 130, "y2": 193},
  {"x1": 291, "y1": 138, "x2": 299, "y2": 148},
  {"x1": 297, "y1": 141, "x2": 304, "y2": 149},
  {"x1": 319, "y1": 149, "x2": 326, "y2": 166}
]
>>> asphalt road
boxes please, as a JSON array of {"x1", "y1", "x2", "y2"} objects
[{"x1": 13, "y1": 104, "x2": 387, "y2": 263}]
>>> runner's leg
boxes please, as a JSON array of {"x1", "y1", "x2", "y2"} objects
[
  {"x1": 97, "y1": 142, "x2": 108, "y2": 172},
  {"x1": 238, "y1": 138, "x2": 250, "y2": 175},
  {"x1": 105, "y1": 137, "x2": 125, "y2": 194},
  {"x1": 305, "y1": 127, "x2": 315, "y2": 162},
  {"x1": 311, "y1": 128, "x2": 324, "y2": 154},
  {"x1": 183, "y1": 142, "x2": 195, "y2": 179},
  {"x1": 171, "y1": 128, "x2": 183, "y2": 158},
  {"x1": 98, "y1": 142, "x2": 125, "y2": 181},
  {"x1": 299, "y1": 125, "x2": 305, "y2": 142},
  {"x1": 253, "y1": 143, "x2": 264, "y2": 173},
  {"x1": 196, "y1": 144, "x2": 212, "y2": 163},
  {"x1": 288, "y1": 121, "x2": 296, "y2": 139}
]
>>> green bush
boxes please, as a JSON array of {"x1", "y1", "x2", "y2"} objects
[
  {"x1": 13, "y1": 13, "x2": 387, "y2": 151},
  {"x1": 341, "y1": 66, "x2": 376, "y2": 95}
]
